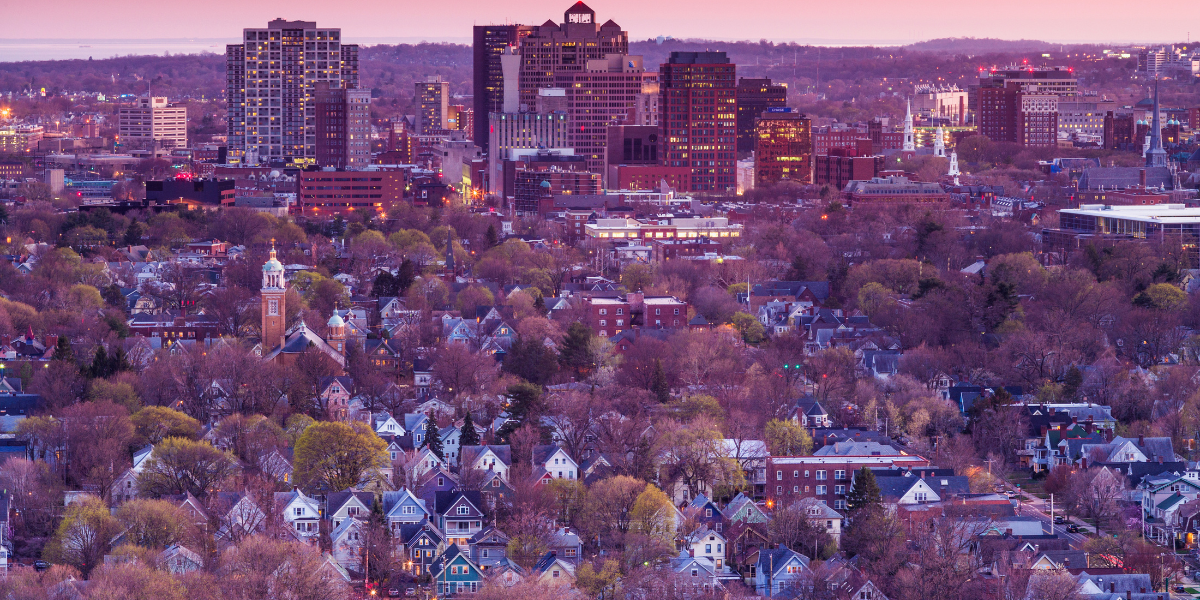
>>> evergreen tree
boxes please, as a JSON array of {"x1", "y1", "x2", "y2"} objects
[
  {"x1": 503, "y1": 336, "x2": 559, "y2": 385},
  {"x1": 534, "y1": 294, "x2": 546, "y2": 312},
  {"x1": 459, "y1": 412, "x2": 480, "y2": 447},
  {"x1": 421, "y1": 415, "x2": 444, "y2": 460},
  {"x1": 485, "y1": 224, "x2": 499, "y2": 248},
  {"x1": 53, "y1": 336, "x2": 75, "y2": 365},
  {"x1": 650, "y1": 359, "x2": 670, "y2": 403},
  {"x1": 371, "y1": 271, "x2": 399, "y2": 298},
  {"x1": 558, "y1": 322, "x2": 595, "y2": 379},
  {"x1": 845, "y1": 466, "x2": 882, "y2": 514},
  {"x1": 88, "y1": 346, "x2": 108, "y2": 379},
  {"x1": 396, "y1": 258, "x2": 416, "y2": 291},
  {"x1": 122, "y1": 222, "x2": 144, "y2": 247},
  {"x1": 1063, "y1": 366, "x2": 1084, "y2": 400}
]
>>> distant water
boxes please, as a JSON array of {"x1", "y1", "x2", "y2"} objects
[{"x1": 0, "y1": 37, "x2": 472, "y2": 62}]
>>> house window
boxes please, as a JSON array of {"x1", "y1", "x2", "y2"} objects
[
  {"x1": 552, "y1": 570, "x2": 560, "y2": 578},
  {"x1": 805, "y1": 470, "x2": 810, "y2": 478},
  {"x1": 705, "y1": 508, "x2": 712, "y2": 517},
  {"x1": 403, "y1": 506, "x2": 415, "y2": 514},
  {"x1": 705, "y1": 544, "x2": 712, "y2": 553},
  {"x1": 793, "y1": 470, "x2": 799, "y2": 477},
  {"x1": 793, "y1": 486, "x2": 799, "y2": 493},
  {"x1": 816, "y1": 470, "x2": 827, "y2": 480},
  {"x1": 835, "y1": 470, "x2": 846, "y2": 480},
  {"x1": 616, "y1": 308, "x2": 623, "y2": 315},
  {"x1": 457, "y1": 506, "x2": 469, "y2": 515},
  {"x1": 835, "y1": 485, "x2": 845, "y2": 495},
  {"x1": 348, "y1": 507, "x2": 360, "y2": 516},
  {"x1": 483, "y1": 550, "x2": 489, "y2": 557},
  {"x1": 834, "y1": 500, "x2": 846, "y2": 510},
  {"x1": 565, "y1": 549, "x2": 576, "y2": 557},
  {"x1": 776, "y1": 471, "x2": 782, "y2": 480},
  {"x1": 438, "y1": 477, "x2": 445, "y2": 486},
  {"x1": 674, "y1": 309, "x2": 680, "y2": 315},
  {"x1": 816, "y1": 485, "x2": 826, "y2": 495},
  {"x1": 600, "y1": 309, "x2": 607, "y2": 315},
  {"x1": 294, "y1": 507, "x2": 303, "y2": 516},
  {"x1": 777, "y1": 486, "x2": 782, "y2": 493},
  {"x1": 492, "y1": 479, "x2": 500, "y2": 487},
  {"x1": 599, "y1": 320, "x2": 607, "y2": 326}
]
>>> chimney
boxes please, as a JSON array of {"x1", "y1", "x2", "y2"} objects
[
  {"x1": 1126, "y1": 592, "x2": 1131, "y2": 600},
  {"x1": 1072, "y1": 416, "x2": 1078, "y2": 425},
  {"x1": 1110, "y1": 583, "x2": 1115, "y2": 593},
  {"x1": 1140, "y1": 168, "x2": 1147, "y2": 187},
  {"x1": 1005, "y1": 528, "x2": 1012, "y2": 537},
  {"x1": 1139, "y1": 435, "x2": 1145, "y2": 446},
  {"x1": 1158, "y1": 456, "x2": 1163, "y2": 464},
  {"x1": 689, "y1": 549, "x2": 694, "y2": 557},
  {"x1": 44, "y1": 334, "x2": 58, "y2": 350},
  {"x1": 1081, "y1": 457, "x2": 1088, "y2": 469}
]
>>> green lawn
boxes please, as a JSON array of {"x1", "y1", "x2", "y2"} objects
[
  {"x1": 1006, "y1": 472, "x2": 1047, "y2": 498},
  {"x1": 1184, "y1": 588, "x2": 1199, "y2": 595}
]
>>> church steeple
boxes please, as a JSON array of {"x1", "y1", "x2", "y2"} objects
[
  {"x1": 1146, "y1": 77, "x2": 1168, "y2": 168},
  {"x1": 902, "y1": 99, "x2": 915, "y2": 152}
]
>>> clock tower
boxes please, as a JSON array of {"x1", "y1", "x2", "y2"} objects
[{"x1": 261, "y1": 242, "x2": 286, "y2": 350}]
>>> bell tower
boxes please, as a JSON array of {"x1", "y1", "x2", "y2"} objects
[
  {"x1": 327, "y1": 304, "x2": 347, "y2": 355},
  {"x1": 261, "y1": 240, "x2": 286, "y2": 350}
]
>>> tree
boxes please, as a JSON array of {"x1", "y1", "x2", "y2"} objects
[
  {"x1": 503, "y1": 336, "x2": 560, "y2": 385},
  {"x1": 0, "y1": 456, "x2": 61, "y2": 537},
  {"x1": 460, "y1": 412, "x2": 481, "y2": 447},
  {"x1": 89, "y1": 561, "x2": 189, "y2": 600},
  {"x1": 630, "y1": 484, "x2": 676, "y2": 544},
  {"x1": 558, "y1": 322, "x2": 596, "y2": 379},
  {"x1": 576, "y1": 559, "x2": 622, "y2": 600},
  {"x1": 769, "y1": 498, "x2": 836, "y2": 559},
  {"x1": 60, "y1": 401, "x2": 134, "y2": 498},
  {"x1": 138, "y1": 437, "x2": 239, "y2": 499},
  {"x1": 845, "y1": 467, "x2": 881, "y2": 514},
  {"x1": 115, "y1": 498, "x2": 192, "y2": 549},
  {"x1": 765, "y1": 418, "x2": 812, "y2": 456},
  {"x1": 46, "y1": 495, "x2": 121, "y2": 577},
  {"x1": 421, "y1": 415, "x2": 444, "y2": 460},
  {"x1": 218, "y1": 536, "x2": 349, "y2": 600},
  {"x1": 131, "y1": 406, "x2": 202, "y2": 445},
  {"x1": 293, "y1": 421, "x2": 388, "y2": 492},
  {"x1": 731, "y1": 311, "x2": 765, "y2": 344},
  {"x1": 585, "y1": 475, "x2": 647, "y2": 547},
  {"x1": 650, "y1": 359, "x2": 671, "y2": 403}
]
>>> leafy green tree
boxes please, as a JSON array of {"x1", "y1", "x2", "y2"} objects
[
  {"x1": 131, "y1": 406, "x2": 202, "y2": 445},
  {"x1": 764, "y1": 419, "x2": 813, "y2": 456},
  {"x1": 459, "y1": 412, "x2": 481, "y2": 447},
  {"x1": 115, "y1": 498, "x2": 191, "y2": 549},
  {"x1": 138, "y1": 437, "x2": 238, "y2": 499},
  {"x1": 46, "y1": 495, "x2": 121, "y2": 577},
  {"x1": 420, "y1": 415, "x2": 444, "y2": 460},
  {"x1": 731, "y1": 312, "x2": 765, "y2": 344},
  {"x1": 294, "y1": 421, "x2": 388, "y2": 492}
]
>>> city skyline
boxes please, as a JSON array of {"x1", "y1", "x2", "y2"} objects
[{"x1": 4, "y1": 0, "x2": 1200, "y2": 50}]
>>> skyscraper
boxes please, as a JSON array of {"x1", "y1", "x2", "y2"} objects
[
  {"x1": 117, "y1": 96, "x2": 188, "y2": 150},
  {"x1": 226, "y1": 19, "x2": 359, "y2": 166},
  {"x1": 517, "y1": 2, "x2": 628, "y2": 111},
  {"x1": 558, "y1": 54, "x2": 656, "y2": 176},
  {"x1": 660, "y1": 51, "x2": 738, "y2": 193},
  {"x1": 736, "y1": 78, "x2": 787, "y2": 153},
  {"x1": 314, "y1": 83, "x2": 371, "y2": 169},
  {"x1": 472, "y1": 24, "x2": 534, "y2": 152},
  {"x1": 416, "y1": 76, "x2": 450, "y2": 135},
  {"x1": 754, "y1": 110, "x2": 812, "y2": 187}
]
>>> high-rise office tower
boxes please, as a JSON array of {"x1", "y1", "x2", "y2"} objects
[
  {"x1": 754, "y1": 110, "x2": 811, "y2": 187},
  {"x1": 660, "y1": 51, "x2": 738, "y2": 193},
  {"x1": 226, "y1": 19, "x2": 359, "y2": 166},
  {"x1": 314, "y1": 82, "x2": 371, "y2": 169},
  {"x1": 735, "y1": 78, "x2": 787, "y2": 153},
  {"x1": 517, "y1": 2, "x2": 628, "y2": 111},
  {"x1": 416, "y1": 76, "x2": 450, "y2": 135},
  {"x1": 118, "y1": 96, "x2": 188, "y2": 150},
  {"x1": 472, "y1": 24, "x2": 534, "y2": 152},
  {"x1": 557, "y1": 54, "x2": 656, "y2": 175}
]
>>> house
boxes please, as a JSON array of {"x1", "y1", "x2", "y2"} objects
[
  {"x1": 669, "y1": 551, "x2": 722, "y2": 596},
  {"x1": 681, "y1": 527, "x2": 727, "y2": 572},
  {"x1": 318, "y1": 376, "x2": 354, "y2": 420},
  {"x1": 436, "y1": 490, "x2": 486, "y2": 546},
  {"x1": 550, "y1": 526, "x2": 583, "y2": 565},
  {"x1": 213, "y1": 491, "x2": 267, "y2": 541},
  {"x1": 754, "y1": 547, "x2": 810, "y2": 597},
  {"x1": 112, "y1": 444, "x2": 155, "y2": 504},
  {"x1": 791, "y1": 396, "x2": 832, "y2": 428},
  {"x1": 330, "y1": 517, "x2": 366, "y2": 571},
  {"x1": 531, "y1": 444, "x2": 578, "y2": 483},
  {"x1": 801, "y1": 499, "x2": 844, "y2": 543},
  {"x1": 875, "y1": 474, "x2": 970, "y2": 506},
  {"x1": 326, "y1": 490, "x2": 374, "y2": 528},
  {"x1": 258, "y1": 447, "x2": 295, "y2": 485},
  {"x1": 687, "y1": 493, "x2": 728, "y2": 533},
  {"x1": 531, "y1": 551, "x2": 576, "y2": 586},
  {"x1": 723, "y1": 492, "x2": 769, "y2": 524},
  {"x1": 725, "y1": 521, "x2": 769, "y2": 576},
  {"x1": 157, "y1": 544, "x2": 202, "y2": 574},
  {"x1": 431, "y1": 545, "x2": 485, "y2": 596},
  {"x1": 383, "y1": 488, "x2": 430, "y2": 530},
  {"x1": 372, "y1": 412, "x2": 405, "y2": 437},
  {"x1": 399, "y1": 522, "x2": 447, "y2": 577},
  {"x1": 275, "y1": 488, "x2": 321, "y2": 541},
  {"x1": 416, "y1": 467, "x2": 459, "y2": 508},
  {"x1": 459, "y1": 444, "x2": 512, "y2": 482},
  {"x1": 412, "y1": 447, "x2": 449, "y2": 480},
  {"x1": 469, "y1": 526, "x2": 511, "y2": 569},
  {"x1": 489, "y1": 558, "x2": 526, "y2": 587}
]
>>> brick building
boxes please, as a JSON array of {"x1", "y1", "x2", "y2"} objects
[
  {"x1": 978, "y1": 83, "x2": 1058, "y2": 148},
  {"x1": 766, "y1": 455, "x2": 930, "y2": 511},
  {"x1": 298, "y1": 167, "x2": 408, "y2": 215},
  {"x1": 314, "y1": 83, "x2": 371, "y2": 169},
  {"x1": 517, "y1": 2, "x2": 628, "y2": 111},
  {"x1": 660, "y1": 51, "x2": 737, "y2": 193},
  {"x1": 736, "y1": 78, "x2": 787, "y2": 153},
  {"x1": 754, "y1": 110, "x2": 812, "y2": 187},
  {"x1": 814, "y1": 150, "x2": 884, "y2": 190}
]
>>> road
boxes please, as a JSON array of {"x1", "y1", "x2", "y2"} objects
[{"x1": 993, "y1": 481, "x2": 1092, "y2": 550}]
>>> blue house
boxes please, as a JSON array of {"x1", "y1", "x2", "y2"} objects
[
  {"x1": 435, "y1": 490, "x2": 485, "y2": 547},
  {"x1": 430, "y1": 545, "x2": 484, "y2": 596},
  {"x1": 754, "y1": 547, "x2": 810, "y2": 597},
  {"x1": 688, "y1": 493, "x2": 727, "y2": 533},
  {"x1": 399, "y1": 521, "x2": 446, "y2": 577},
  {"x1": 382, "y1": 488, "x2": 429, "y2": 531}
]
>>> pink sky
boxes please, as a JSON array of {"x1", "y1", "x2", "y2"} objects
[{"x1": 8, "y1": 0, "x2": 1196, "y2": 44}]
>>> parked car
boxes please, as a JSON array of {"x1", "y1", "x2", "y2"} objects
[
  {"x1": 1066, "y1": 525, "x2": 1081, "y2": 533},
  {"x1": 405, "y1": 588, "x2": 416, "y2": 597},
  {"x1": 33, "y1": 561, "x2": 49, "y2": 572},
  {"x1": 1053, "y1": 516, "x2": 1065, "y2": 524},
  {"x1": 388, "y1": 589, "x2": 400, "y2": 598}
]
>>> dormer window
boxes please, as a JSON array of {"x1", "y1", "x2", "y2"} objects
[{"x1": 457, "y1": 506, "x2": 469, "y2": 515}]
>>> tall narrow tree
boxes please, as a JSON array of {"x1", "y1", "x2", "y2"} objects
[
  {"x1": 421, "y1": 415, "x2": 444, "y2": 460},
  {"x1": 459, "y1": 412, "x2": 481, "y2": 447}
]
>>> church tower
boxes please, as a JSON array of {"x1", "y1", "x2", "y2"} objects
[
  {"x1": 261, "y1": 241, "x2": 286, "y2": 350},
  {"x1": 327, "y1": 306, "x2": 346, "y2": 356},
  {"x1": 902, "y1": 99, "x2": 915, "y2": 152}
]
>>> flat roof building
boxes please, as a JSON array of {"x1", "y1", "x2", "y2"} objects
[{"x1": 118, "y1": 97, "x2": 187, "y2": 150}]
